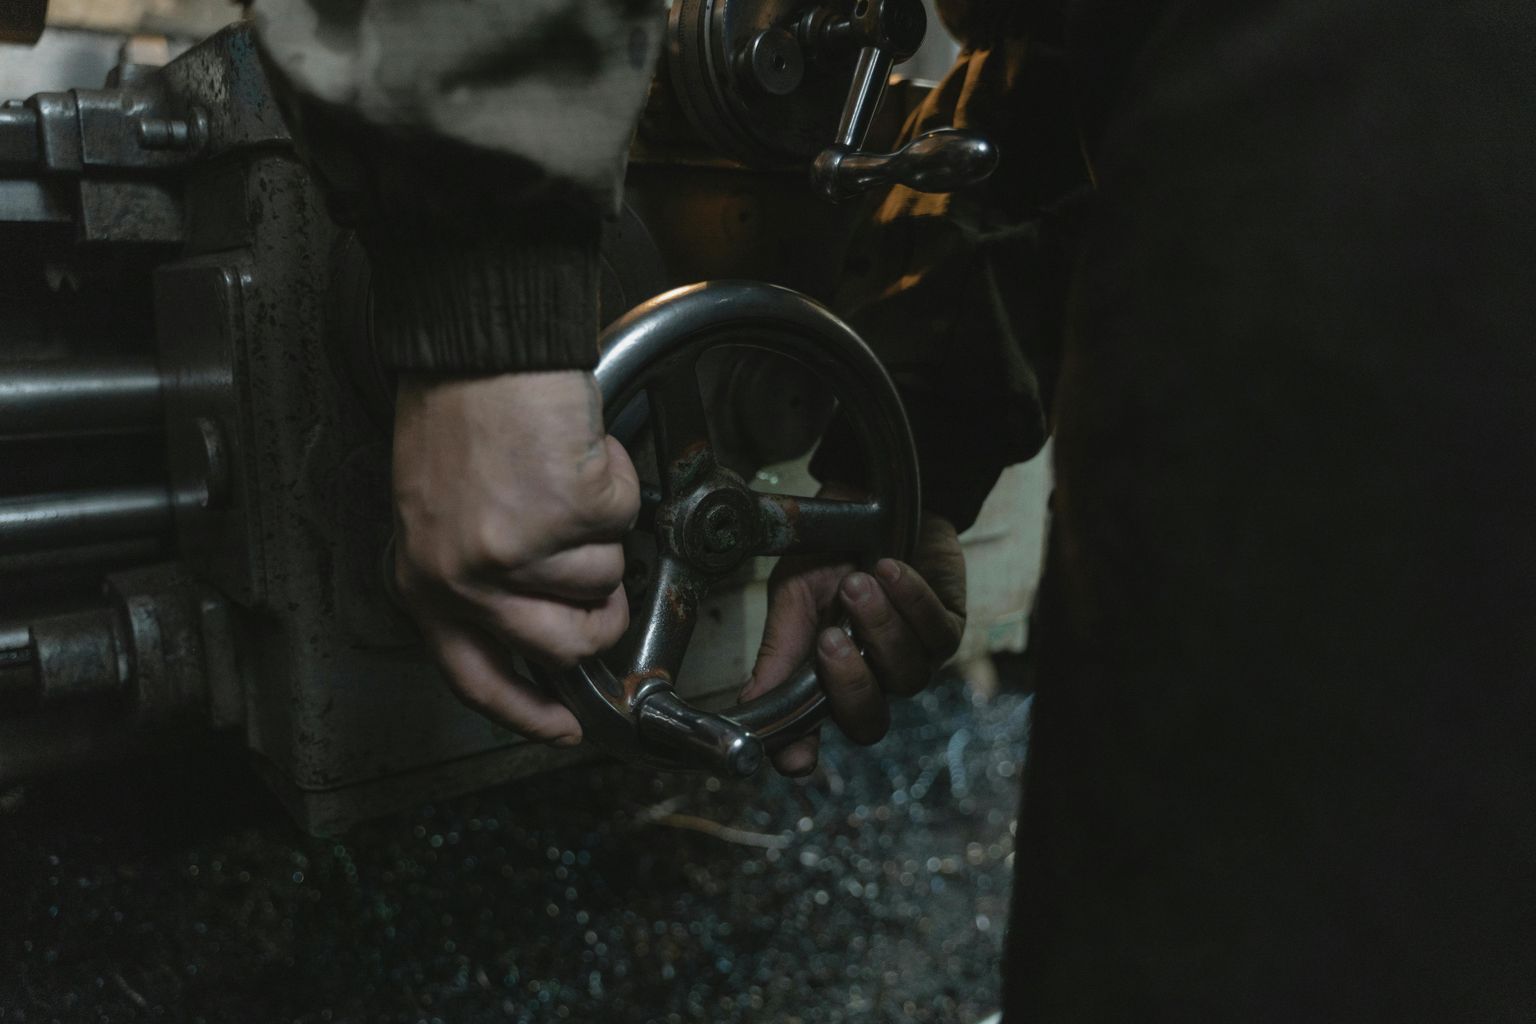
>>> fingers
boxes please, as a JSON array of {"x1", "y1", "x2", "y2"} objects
[
  {"x1": 744, "y1": 549, "x2": 961, "y2": 775},
  {"x1": 498, "y1": 541, "x2": 626, "y2": 603},
  {"x1": 740, "y1": 573, "x2": 823, "y2": 702},
  {"x1": 872, "y1": 558, "x2": 965, "y2": 664},
  {"x1": 522, "y1": 438, "x2": 639, "y2": 558},
  {"x1": 477, "y1": 585, "x2": 630, "y2": 669},
  {"x1": 911, "y1": 513, "x2": 967, "y2": 622},
  {"x1": 816, "y1": 626, "x2": 890, "y2": 746},
  {"x1": 392, "y1": 373, "x2": 648, "y2": 740},
  {"x1": 771, "y1": 732, "x2": 821, "y2": 777},
  {"x1": 741, "y1": 560, "x2": 848, "y2": 778},
  {"x1": 562, "y1": 435, "x2": 642, "y2": 542},
  {"x1": 425, "y1": 620, "x2": 582, "y2": 746},
  {"x1": 601, "y1": 435, "x2": 642, "y2": 527},
  {"x1": 839, "y1": 571, "x2": 933, "y2": 698}
]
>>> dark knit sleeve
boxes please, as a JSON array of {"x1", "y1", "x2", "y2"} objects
[{"x1": 253, "y1": 0, "x2": 663, "y2": 373}]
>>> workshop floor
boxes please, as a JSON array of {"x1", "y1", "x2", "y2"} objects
[{"x1": 0, "y1": 674, "x2": 1031, "y2": 1024}]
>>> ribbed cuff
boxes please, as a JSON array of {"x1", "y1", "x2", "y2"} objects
[{"x1": 367, "y1": 230, "x2": 601, "y2": 373}]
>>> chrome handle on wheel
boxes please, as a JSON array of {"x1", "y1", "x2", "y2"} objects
[{"x1": 547, "y1": 281, "x2": 920, "y2": 776}]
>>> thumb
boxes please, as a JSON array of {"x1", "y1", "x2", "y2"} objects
[{"x1": 740, "y1": 575, "x2": 822, "y2": 702}]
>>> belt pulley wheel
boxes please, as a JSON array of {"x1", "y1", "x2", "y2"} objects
[
  {"x1": 666, "y1": 0, "x2": 856, "y2": 164},
  {"x1": 547, "y1": 281, "x2": 919, "y2": 775}
]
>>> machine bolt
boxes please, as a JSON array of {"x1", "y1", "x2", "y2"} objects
[
  {"x1": 138, "y1": 117, "x2": 190, "y2": 149},
  {"x1": 701, "y1": 504, "x2": 742, "y2": 554},
  {"x1": 137, "y1": 108, "x2": 207, "y2": 152}
]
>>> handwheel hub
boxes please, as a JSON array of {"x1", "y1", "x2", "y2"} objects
[{"x1": 666, "y1": 472, "x2": 761, "y2": 573}]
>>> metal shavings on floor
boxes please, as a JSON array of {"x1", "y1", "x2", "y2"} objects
[{"x1": 0, "y1": 678, "x2": 1032, "y2": 1023}]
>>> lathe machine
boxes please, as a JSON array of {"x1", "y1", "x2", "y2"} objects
[{"x1": 0, "y1": 0, "x2": 1046, "y2": 832}]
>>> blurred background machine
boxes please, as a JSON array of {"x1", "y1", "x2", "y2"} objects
[{"x1": 0, "y1": 0, "x2": 1047, "y2": 833}]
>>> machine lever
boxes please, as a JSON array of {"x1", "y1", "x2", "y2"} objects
[
  {"x1": 807, "y1": 0, "x2": 998, "y2": 202},
  {"x1": 807, "y1": 0, "x2": 924, "y2": 159},
  {"x1": 812, "y1": 127, "x2": 998, "y2": 202}
]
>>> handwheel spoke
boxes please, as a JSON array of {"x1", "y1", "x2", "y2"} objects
[
  {"x1": 752, "y1": 494, "x2": 889, "y2": 557},
  {"x1": 628, "y1": 555, "x2": 707, "y2": 685},
  {"x1": 635, "y1": 485, "x2": 664, "y2": 533},
  {"x1": 646, "y1": 356, "x2": 715, "y2": 496}
]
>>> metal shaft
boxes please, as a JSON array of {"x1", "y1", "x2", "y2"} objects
[
  {"x1": 0, "y1": 607, "x2": 132, "y2": 710},
  {"x1": 835, "y1": 46, "x2": 894, "y2": 150},
  {"x1": 0, "y1": 359, "x2": 164, "y2": 438},
  {"x1": 0, "y1": 485, "x2": 174, "y2": 554}
]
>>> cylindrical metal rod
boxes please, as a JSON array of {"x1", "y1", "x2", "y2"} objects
[
  {"x1": 30, "y1": 607, "x2": 129, "y2": 703},
  {"x1": 0, "y1": 107, "x2": 41, "y2": 168},
  {"x1": 0, "y1": 622, "x2": 29, "y2": 655},
  {"x1": 834, "y1": 46, "x2": 894, "y2": 150},
  {"x1": 0, "y1": 485, "x2": 174, "y2": 554},
  {"x1": 0, "y1": 359, "x2": 164, "y2": 438}
]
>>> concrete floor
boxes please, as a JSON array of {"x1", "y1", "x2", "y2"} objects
[{"x1": 0, "y1": 675, "x2": 1031, "y2": 1024}]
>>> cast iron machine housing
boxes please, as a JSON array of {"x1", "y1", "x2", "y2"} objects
[{"x1": 0, "y1": 1, "x2": 993, "y2": 831}]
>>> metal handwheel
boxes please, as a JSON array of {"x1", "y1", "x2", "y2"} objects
[{"x1": 547, "y1": 281, "x2": 920, "y2": 777}]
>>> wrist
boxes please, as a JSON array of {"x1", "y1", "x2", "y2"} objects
[{"x1": 395, "y1": 370, "x2": 604, "y2": 465}]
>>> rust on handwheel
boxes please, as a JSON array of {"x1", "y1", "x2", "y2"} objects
[{"x1": 541, "y1": 281, "x2": 920, "y2": 776}]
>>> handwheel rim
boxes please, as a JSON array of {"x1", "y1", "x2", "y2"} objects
[{"x1": 560, "y1": 281, "x2": 919, "y2": 772}]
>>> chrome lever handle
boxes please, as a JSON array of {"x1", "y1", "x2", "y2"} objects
[
  {"x1": 635, "y1": 688, "x2": 764, "y2": 777},
  {"x1": 811, "y1": 127, "x2": 1000, "y2": 203},
  {"x1": 805, "y1": 0, "x2": 996, "y2": 202}
]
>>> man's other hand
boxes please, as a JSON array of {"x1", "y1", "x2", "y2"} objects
[
  {"x1": 392, "y1": 370, "x2": 640, "y2": 747},
  {"x1": 739, "y1": 484, "x2": 968, "y2": 776}
]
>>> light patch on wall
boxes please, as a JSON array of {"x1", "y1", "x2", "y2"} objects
[{"x1": 46, "y1": 0, "x2": 238, "y2": 39}]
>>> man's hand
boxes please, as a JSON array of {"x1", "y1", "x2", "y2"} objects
[
  {"x1": 392, "y1": 370, "x2": 640, "y2": 746},
  {"x1": 739, "y1": 484, "x2": 968, "y2": 776}
]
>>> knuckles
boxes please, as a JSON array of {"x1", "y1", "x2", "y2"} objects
[
  {"x1": 561, "y1": 470, "x2": 641, "y2": 538},
  {"x1": 395, "y1": 443, "x2": 641, "y2": 589},
  {"x1": 536, "y1": 633, "x2": 603, "y2": 671},
  {"x1": 516, "y1": 604, "x2": 629, "y2": 671}
]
